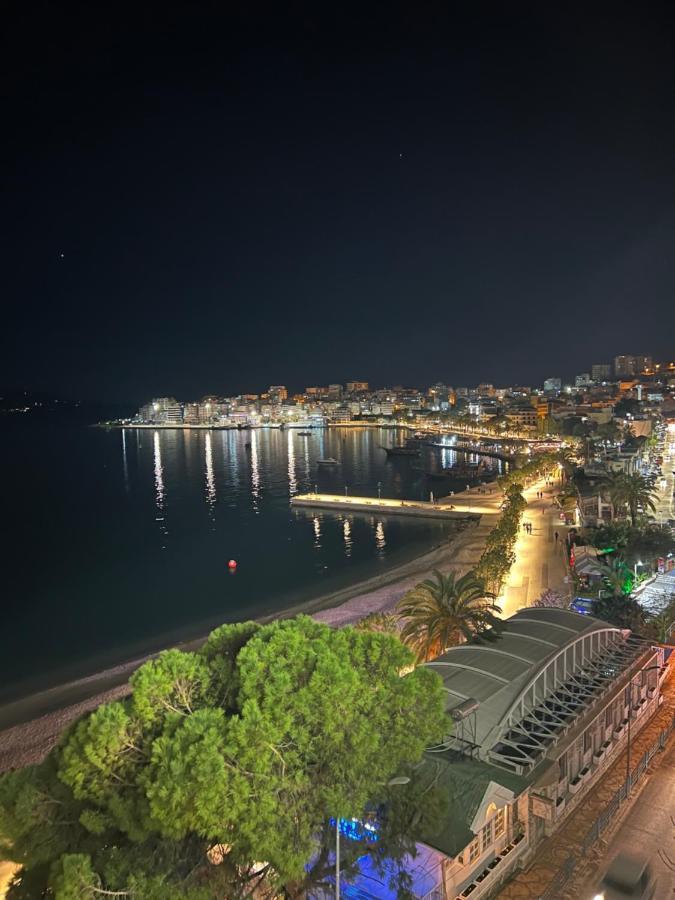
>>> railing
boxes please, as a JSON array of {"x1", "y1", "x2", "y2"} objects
[
  {"x1": 426, "y1": 832, "x2": 527, "y2": 900},
  {"x1": 538, "y1": 710, "x2": 675, "y2": 899}
]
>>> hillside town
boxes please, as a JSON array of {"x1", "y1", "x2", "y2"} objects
[{"x1": 128, "y1": 354, "x2": 674, "y2": 436}]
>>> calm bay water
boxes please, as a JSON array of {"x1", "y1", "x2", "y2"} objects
[{"x1": 1, "y1": 419, "x2": 503, "y2": 701}]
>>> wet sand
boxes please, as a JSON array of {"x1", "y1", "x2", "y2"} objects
[{"x1": 0, "y1": 487, "x2": 499, "y2": 774}]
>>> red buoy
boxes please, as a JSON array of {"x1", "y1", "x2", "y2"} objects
[{"x1": 227, "y1": 559, "x2": 237, "y2": 570}]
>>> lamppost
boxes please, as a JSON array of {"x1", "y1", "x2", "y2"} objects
[
  {"x1": 377, "y1": 481, "x2": 382, "y2": 500},
  {"x1": 626, "y1": 664, "x2": 660, "y2": 794},
  {"x1": 335, "y1": 776, "x2": 410, "y2": 899}
]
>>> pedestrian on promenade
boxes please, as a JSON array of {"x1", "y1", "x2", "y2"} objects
[{"x1": 554, "y1": 531, "x2": 559, "y2": 542}]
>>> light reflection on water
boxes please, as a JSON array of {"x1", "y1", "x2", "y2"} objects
[
  {"x1": 287, "y1": 430, "x2": 297, "y2": 496},
  {"x1": 153, "y1": 430, "x2": 167, "y2": 545},
  {"x1": 343, "y1": 517, "x2": 352, "y2": 558},
  {"x1": 205, "y1": 432, "x2": 216, "y2": 518},
  {"x1": 121, "y1": 429, "x2": 129, "y2": 492},
  {"x1": 250, "y1": 429, "x2": 260, "y2": 512},
  {"x1": 375, "y1": 520, "x2": 386, "y2": 555},
  {"x1": 0, "y1": 422, "x2": 496, "y2": 695}
]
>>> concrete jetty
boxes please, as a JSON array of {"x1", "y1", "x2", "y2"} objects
[{"x1": 290, "y1": 492, "x2": 498, "y2": 519}]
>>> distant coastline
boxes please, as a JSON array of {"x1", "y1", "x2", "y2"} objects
[{"x1": 95, "y1": 421, "x2": 410, "y2": 430}]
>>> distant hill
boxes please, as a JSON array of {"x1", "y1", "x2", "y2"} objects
[{"x1": 0, "y1": 392, "x2": 134, "y2": 423}]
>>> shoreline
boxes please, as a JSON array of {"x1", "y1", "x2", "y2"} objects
[{"x1": 0, "y1": 488, "x2": 500, "y2": 773}]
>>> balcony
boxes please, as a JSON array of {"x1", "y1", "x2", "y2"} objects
[{"x1": 453, "y1": 834, "x2": 527, "y2": 900}]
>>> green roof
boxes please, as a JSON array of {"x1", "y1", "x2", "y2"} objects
[{"x1": 417, "y1": 751, "x2": 528, "y2": 858}]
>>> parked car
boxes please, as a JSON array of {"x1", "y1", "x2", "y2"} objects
[
  {"x1": 570, "y1": 597, "x2": 595, "y2": 615},
  {"x1": 592, "y1": 853, "x2": 657, "y2": 899}
]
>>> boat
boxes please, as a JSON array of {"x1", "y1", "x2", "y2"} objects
[
  {"x1": 297, "y1": 431, "x2": 312, "y2": 436},
  {"x1": 317, "y1": 457, "x2": 339, "y2": 465},
  {"x1": 382, "y1": 446, "x2": 421, "y2": 457},
  {"x1": 426, "y1": 469, "x2": 454, "y2": 480}
]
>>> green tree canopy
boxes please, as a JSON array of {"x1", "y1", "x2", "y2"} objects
[{"x1": 1, "y1": 617, "x2": 449, "y2": 899}]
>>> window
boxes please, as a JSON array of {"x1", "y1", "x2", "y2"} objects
[
  {"x1": 583, "y1": 730, "x2": 592, "y2": 752},
  {"x1": 494, "y1": 807, "x2": 506, "y2": 838},
  {"x1": 468, "y1": 838, "x2": 480, "y2": 863},
  {"x1": 605, "y1": 704, "x2": 614, "y2": 727},
  {"x1": 481, "y1": 820, "x2": 493, "y2": 852},
  {"x1": 558, "y1": 753, "x2": 567, "y2": 779}
]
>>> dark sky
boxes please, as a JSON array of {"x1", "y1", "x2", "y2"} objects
[{"x1": 3, "y1": 2, "x2": 675, "y2": 403}]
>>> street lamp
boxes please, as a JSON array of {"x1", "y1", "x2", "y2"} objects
[
  {"x1": 626, "y1": 664, "x2": 660, "y2": 794},
  {"x1": 335, "y1": 776, "x2": 410, "y2": 899}
]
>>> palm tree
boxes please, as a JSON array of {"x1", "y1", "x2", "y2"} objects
[
  {"x1": 596, "y1": 421, "x2": 622, "y2": 445},
  {"x1": 599, "y1": 555, "x2": 632, "y2": 599},
  {"x1": 607, "y1": 473, "x2": 657, "y2": 527},
  {"x1": 396, "y1": 569, "x2": 502, "y2": 662},
  {"x1": 556, "y1": 446, "x2": 577, "y2": 482}
]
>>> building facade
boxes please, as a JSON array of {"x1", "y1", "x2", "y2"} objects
[
  {"x1": 337, "y1": 608, "x2": 668, "y2": 900},
  {"x1": 592, "y1": 363, "x2": 611, "y2": 382},
  {"x1": 416, "y1": 608, "x2": 666, "y2": 900}
]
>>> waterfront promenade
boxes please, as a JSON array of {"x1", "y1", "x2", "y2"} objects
[{"x1": 499, "y1": 480, "x2": 570, "y2": 618}]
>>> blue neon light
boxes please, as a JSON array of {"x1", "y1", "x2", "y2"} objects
[{"x1": 330, "y1": 816, "x2": 379, "y2": 842}]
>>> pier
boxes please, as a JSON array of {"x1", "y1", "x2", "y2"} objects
[{"x1": 290, "y1": 492, "x2": 500, "y2": 519}]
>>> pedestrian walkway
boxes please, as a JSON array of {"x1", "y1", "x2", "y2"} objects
[
  {"x1": 499, "y1": 480, "x2": 569, "y2": 619},
  {"x1": 494, "y1": 671, "x2": 675, "y2": 900}
]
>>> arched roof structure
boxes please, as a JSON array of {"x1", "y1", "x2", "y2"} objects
[{"x1": 425, "y1": 607, "x2": 648, "y2": 773}]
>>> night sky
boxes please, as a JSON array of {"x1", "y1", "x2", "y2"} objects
[{"x1": 3, "y1": 2, "x2": 675, "y2": 403}]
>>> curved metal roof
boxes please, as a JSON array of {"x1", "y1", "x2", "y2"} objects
[{"x1": 425, "y1": 607, "x2": 645, "y2": 773}]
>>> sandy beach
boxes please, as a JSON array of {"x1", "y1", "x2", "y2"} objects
[{"x1": 0, "y1": 486, "x2": 500, "y2": 774}]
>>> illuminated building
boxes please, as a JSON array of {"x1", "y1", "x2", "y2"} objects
[
  {"x1": 591, "y1": 363, "x2": 611, "y2": 382},
  {"x1": 268, "y1": 385, "x2": 288, "y2": 403},
  {"x1": 614, "y1": 355, "x2": 652, "y2": 378},
  {"x1": 340, "y1": 609, "x2": 666, "y2": 900}
]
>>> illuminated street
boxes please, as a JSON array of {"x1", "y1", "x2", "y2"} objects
[
  {"x1": 580, "y1": 737, "x2": 675, "y2": 898},
  {"x1": 0, "y1": 862, "x2": 18, "y2": 900},
  {"x1": 499, "y1": 478, "x2": 569, "y2": 618},
  {"x1": 654, "y1": 425, "x2": 675, "y2": 524}
]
